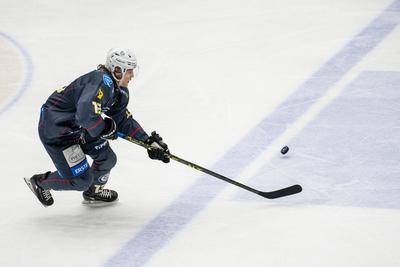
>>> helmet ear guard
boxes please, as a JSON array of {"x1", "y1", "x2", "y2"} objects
[
  {"x1": 106, "y1": 48, "x2": 138, "y2": 81},
  {"x1": 133, "y1": 65, "x2": 139, "y2": 78}
]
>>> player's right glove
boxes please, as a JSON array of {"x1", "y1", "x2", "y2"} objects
[
  {"x1": 100, "y1": 117, "x2": 117, "y2": 140},
  {"x1": 145, "y1": 131, "x2": 170, "y2": 163}
]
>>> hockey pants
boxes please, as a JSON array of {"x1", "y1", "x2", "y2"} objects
[{"x1": 37, "y1": 132, "x2": 117, "y2": 191}]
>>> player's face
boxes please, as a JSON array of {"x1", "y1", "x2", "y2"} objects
[{"x1": 124, "y1": 69, "x2": 134, "y2": 80}]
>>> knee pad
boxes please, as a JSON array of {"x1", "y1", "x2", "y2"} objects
[
  {"x1": 107, "y1": 149, "x2": 117, "y2": 169},
  {"x1": 93, "y1": 147, "x2": 117, "y2": 171},
  {"x1": 71, "y1": 170, "x2": 93, "y2": 191}
]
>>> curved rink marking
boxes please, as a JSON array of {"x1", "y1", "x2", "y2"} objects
[{"x1": 0, "y1": 32, "x2": 33, "y2": 116}]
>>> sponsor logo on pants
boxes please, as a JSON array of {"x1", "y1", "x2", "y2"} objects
[
  {"x1": 71, "y1": 160, "x2": 89, "y2": 176},
  {"x1": 98, "y1": 173, "x2": 110, "y2": 183}
]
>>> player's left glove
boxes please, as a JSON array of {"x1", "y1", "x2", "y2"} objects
[
  {"x1": 145, "y1": 131, "x2": 170, "y2": 163},
  {"x1": 100, "y1": 117, "x2": 118, "y2": 140}
]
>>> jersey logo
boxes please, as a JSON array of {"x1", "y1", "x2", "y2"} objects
[
  {"x1": 92, "y1": 101, "x2": 102, "y2": 114},
  {"x1": 56, "y1": 86, "x2": 66, "y2": 93},
  {"x1": 126, "y1": 110, "x2": 132, "y2": 119},
  {"x1": 103, "y1": 74, "x2": 113, "y2": 88},
  {"x1": 97, "y1": 88, "x2": 104, "y2": 100}
]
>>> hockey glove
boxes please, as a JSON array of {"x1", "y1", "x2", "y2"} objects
[
  {"x1": 100, "y1": 117, "x2": 117, "y2": 140},
  {"x1": 145, "y1": 131, "x2": 170, "y2": 163}
]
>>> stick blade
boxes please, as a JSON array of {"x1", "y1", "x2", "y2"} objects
[{"x1": 258, "y1": 184, "x2": 302, "y2": 199}]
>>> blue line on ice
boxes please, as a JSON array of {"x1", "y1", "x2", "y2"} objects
[
  {"x1": 0, "y1": 32, "x2": 33, "y2": 116},
  {"x1": 235, "y1": 70, "x2": 400, "y2": 208},
  {"x1": 104, "y1": 1, "x2": 400, "y2": 266}
]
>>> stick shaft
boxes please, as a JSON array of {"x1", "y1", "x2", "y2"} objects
[
  {"x1": 119, "y1": 134, "x2": 260, "y2": 192},
  {"x1": 118, "y1": 133, "x2": 302, "y2": 199}
]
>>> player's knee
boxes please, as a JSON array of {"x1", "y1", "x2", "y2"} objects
[
  {"x1": 95, "y1": 148, "x2": 117, "y2": 170},
  {"x1": 72, "y1": 171, "x2": 93, "y2": 191},
  {"x1": 107, "y1": 149, "x2": 117, "y2": 169}
]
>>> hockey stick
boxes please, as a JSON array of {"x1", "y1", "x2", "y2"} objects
[{"x1": 118, "y1": 133, "x2": 302, "y2": 199}]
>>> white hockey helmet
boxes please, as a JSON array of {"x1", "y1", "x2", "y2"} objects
[{"x1": 105, "y1": 48, "x2": 138, "y2": 80}]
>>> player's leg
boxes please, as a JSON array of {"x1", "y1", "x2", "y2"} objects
[
  {"x1": 80, "y1": 138, "x2": 118, "y2": 204},
  {"x1": 26, "y1": 142, "x2": 94, "y2": 206},
  {"x1": 38, "y1": 143, "x2": 93, "y2": 190}
]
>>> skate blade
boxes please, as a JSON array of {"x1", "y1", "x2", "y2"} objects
[
  {"x1": 82, "y1": 198, "x2": 119, "y2": 207},
  {"x1": 23, "y1": 177, "x2": 49, "y2": 208}
]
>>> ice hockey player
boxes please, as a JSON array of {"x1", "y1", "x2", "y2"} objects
[{"x1": 24, "y1": 48, "x2": 170, "y2": 207}]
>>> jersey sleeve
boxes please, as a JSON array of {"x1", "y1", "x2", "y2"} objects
[
  {"x1": 106, "y1": 87, "x2": 149, "y2": 142},
  {"x1": 75, "y1": 73, "x2": 114, "y2": 137}
]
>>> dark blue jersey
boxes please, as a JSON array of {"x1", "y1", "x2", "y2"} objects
[{"x1": 40, "y1": 66, "x2": 149, "y2": 143}]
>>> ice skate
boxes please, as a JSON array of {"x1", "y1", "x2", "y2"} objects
[
  {"x1": 24, "y1": 172, "x2": 54, "y2": 207},
  {"x1": 82, "y1": 185, "x2": 118, "y2": 206}
]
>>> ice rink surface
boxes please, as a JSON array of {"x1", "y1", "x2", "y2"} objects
[{"x1": 1, "y1": 0, "x2": 400, "y2": 266}]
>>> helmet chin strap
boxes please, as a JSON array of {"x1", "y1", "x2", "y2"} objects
[
  {"x1": 106, "y1": 65, "x2": 135, "y2": 84},
  {"x1": 111, "y1": 71, "x2": 122, "y2": 82}
]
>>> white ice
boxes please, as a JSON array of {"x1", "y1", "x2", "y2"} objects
[{"x1": 1, "y1": 0, "x2": 400, "y2": 266}]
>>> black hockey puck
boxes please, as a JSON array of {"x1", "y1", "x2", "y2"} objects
[{"x1": 281, "y1": 146, "x2": 289, "y2": 155}]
